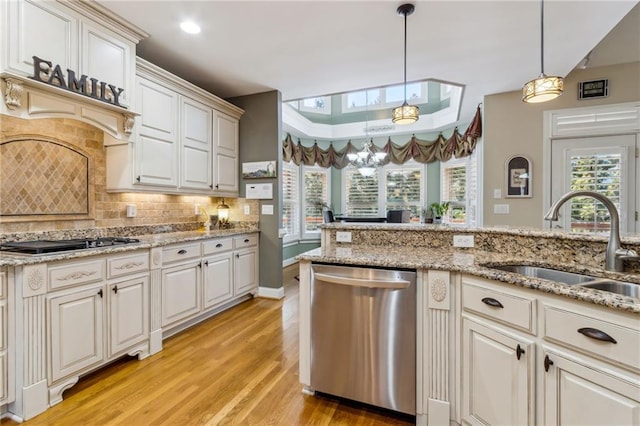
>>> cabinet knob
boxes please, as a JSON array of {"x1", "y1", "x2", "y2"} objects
[
  {"x1": 198, "y1": 261, "x2": 202, "y2": 268},
  {"x1": 136, "y1": 175, "x2": 141, "y2": 182},
  {"x1": 204, "y1": 260, "x2": 209, "y2": 267},
  {"x1": 544, "y1": 355, "x2": 554, "y2": 372},
  {"x1": 577, "y1": 327, "x2": 617, "y2": 344},
  {"x1": 236, "y1": 254, "x2": 240, "y2": 258},
  {"x1": 481, "y1": 297, "x2": 504, "y2": 309},
  {"x1": 209, "y1": 184, "x2": 213, "y2": 189},
  {"x1": 215, "y1": 184, "x2": 219, "y2": 189},
  {"x1": 98, "y1": 289, "x2": 103, "y2": 298},
  {"x1": 516, "y1": 344, "x2": 525, "y2": 360},
  {"x1": 112, "y1": 286, "x2": 118, "y2": 294}
]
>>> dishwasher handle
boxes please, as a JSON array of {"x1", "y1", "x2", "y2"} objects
[{"x1": 314, "y1": 272, "x2": 411, "y2": 289}]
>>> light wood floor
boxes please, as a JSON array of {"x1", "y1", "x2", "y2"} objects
[{"x1": 6, "y1": 265, "x2": 414, "y2": 425}]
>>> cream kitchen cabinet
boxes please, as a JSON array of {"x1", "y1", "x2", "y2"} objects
[
  {"x1": 0, "y1": 268, "x2": 14, "y2": 407},
  {"x1": 202, "y1": 238, "x2": 234, "y2": 309},
  {"x1": 160, "y1": 242, "x2": 202, "y2": 328},
  {"x1": 461, "y1": 276, "x2": 536, "y2": 426},
  {"x1": 459, "y1": 274, "x2": 640, "y2": 426},
  {"x1": 234, "y1": 235, "x2": 259, "y2": 296},
  {"x1": 45, "y1": 251, "x2": 150, "y2": 406},
  {"x1": 105, "y1": 58, "x2": 243, "y2": 195},
  {"x1": 2, "y1": 0, "x2": 139, "y2": 108},
  {"x1": 213, "y1": 110, "x2": 240, "y2": 194}
]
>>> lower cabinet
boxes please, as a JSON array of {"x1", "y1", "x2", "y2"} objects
[
  {"x1": 108, "y1": 276, "x2": 150, "y2": 356},
  {"x1": 459, "y1": 274, "x2": 640, "y2": 426},
  {"x1": 542, "y1": 348, "x2": 640, "y2": 426},
  {"x1": 462, "y1": 318, "x2": 534, "y2": 426},
  {"x1": 0, "y1": 267, "x2": 13, "y2": 407},
  {"x1": 161, "y1": 261, "x2": 202, "y2": 327},
  {"x1": 203, "y1": 252, "x2": 233, "y2": 309},
  {"x1": 234, "y1": 247, "x2": 258, "y2": 295}
]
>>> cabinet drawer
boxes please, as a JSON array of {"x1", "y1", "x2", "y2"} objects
[
  {"x1": 462, "y1": 279, "x2": 536, "y2": 334},
  {"x1": 233, "y1": 234, "x2": 257, "y2": 249},
  {"x1": 48, "y1": 258, "x2": 106, "y2": 290},
  {"x1": 202, "y1": 238, "x2": 233, "y2": 255},
  {"x1": 162, "y1": 243, "x2": 201, "y2": 264},
  {"x1": 107, "y1": 252, "x2": 149, "y2": 279},
  {"x1": 543, "y1": 305, "x2": 640, "y2": 370}
]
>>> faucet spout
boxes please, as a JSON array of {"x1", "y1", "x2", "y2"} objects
[{"x1": 544, "y1": 190, "x2": 624, "y2": 272}]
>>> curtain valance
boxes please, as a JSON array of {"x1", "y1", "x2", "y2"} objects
[{"x1": 283, "y1": 106, "x2": 482, "y2": 168}]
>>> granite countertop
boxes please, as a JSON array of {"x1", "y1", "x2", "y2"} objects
[
  {"x1": 297, "y1": 245, "x2": 640, "y2": 314},
  {"x1": 0, "y1": 228, "x2": 259, "y2": 267}
]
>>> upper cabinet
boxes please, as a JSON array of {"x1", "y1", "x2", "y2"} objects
[
  {"x1": 105, "y1": 58, "x2": 243, "y2": 197},
  {"x1": 0, "y1": 0, "x2": 147, "y2": 138}
]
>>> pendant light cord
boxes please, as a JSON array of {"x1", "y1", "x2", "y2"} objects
[
  {"x1": 403, "y1": 9, "x2": 408, "y2": 103},
  {"x1": 540, "y1": 0, "x2": 545, "y2": 75}
]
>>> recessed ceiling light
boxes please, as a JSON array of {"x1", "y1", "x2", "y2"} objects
[{"x1": 180, "y1": 21, "x2": 201, "y2": 35}]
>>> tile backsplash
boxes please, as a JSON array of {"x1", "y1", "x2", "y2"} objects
[{"x1": 0, "y1": 115, "x2": 259, "y2": 235}]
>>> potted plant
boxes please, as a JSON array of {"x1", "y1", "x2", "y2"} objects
[{"x1": 430, "y1": 202, "x2": 450, "y2": 224}]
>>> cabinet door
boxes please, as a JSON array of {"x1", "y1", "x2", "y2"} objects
[
  {"x1": 234, "y1": 248, "x2": 257, "y2": 295},
  {"x1": 81, "y1": 22, "x2": 134, "y2": 108},
  {"x1": 203, "y1": 252, "x2": 233, "y2": 309},
  {"x1": 213, "y1": 111, "x2": 239, "y2": 193},
  {"x1": 161, "y1": 262, "x2": 201, "y2": 327},
  {"x1": 49, "y1": 286, "x2": 104, "y2": 383},
  {"x1": 5, "y1": 0, "x2": 79, "y2": 76},
  {"x1": 181, "y1": 97, "x2": 212, "y2": 191},
  {"x1": 134, "y1": 76, "x2": 179, "y2": 187},
  {"x1": 108, "y1": 276, "x2": 149, "y2": 356},
  {"x1": 462, "y1": 318, "x2": 534, "y2": 426},
  {"x1": 543, "y1": 350, "x2": 640, "y2": 426}
]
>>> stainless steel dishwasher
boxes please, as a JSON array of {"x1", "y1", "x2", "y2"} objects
[{"x1": 310, "y1": 263, "x2": 416, "y2": 415}]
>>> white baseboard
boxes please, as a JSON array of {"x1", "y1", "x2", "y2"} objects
[
  {"x1": 258, "y1": 286, "x2": 285, "y2": 299},
  {"x1": 283, "y1": 257, "x2": 298, "y2": 268}
]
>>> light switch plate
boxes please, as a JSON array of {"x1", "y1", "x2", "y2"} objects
[
  {"x1": 453, "y1": 235, "x2": 474, "y2": 248},
  {"x1": 336, "y1": 231, "x2": 352, "y2": 243},
  {"x1": 493, "y1": 189, "x2": 502, "y2": 199}
]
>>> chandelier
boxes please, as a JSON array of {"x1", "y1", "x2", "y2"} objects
[
  {"x1": 392, "y1": 3, "x2": 419, "y2": 124},
  {"x1": 522, "y1": 0, "x2": 564, "y2": 103},
  {"x1": 347, "y1": 140, "x2": 387, "y2": 177}
]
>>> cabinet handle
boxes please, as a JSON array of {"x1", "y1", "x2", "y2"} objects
[
  {"x1": 216, "y1": 243, "x2": 223, "y2": 248},
  {"x1": 544, "y1": 355, "x2": 554, "y2": 372},
  {"x1": 244, "y1": 238, "x2": 250, "y2": 243},
  {"x1": 136, "y1": 176, "x2": 141, "y2": 182},
  {"x1": 577, "y1": 327, "x2": 617, "y2": 344},
  {"x1": 112, "y1": 286, "x2": 118, "y2": 294},
  {"x1": 198, "y1": 261, "x2": 202, "y2": 268},
  {"x1": 481, "y1": 297, "x2": 504, "y2": 309},
  {"x1": 236, "y1": 254, "x2": 240, "y2": 258},
  {"x1": 98, "y1": 289, "x2": 103, "y2": 298},
  {"x1": 178, "y1": 249, "x2": 187, "y2": 255},
  {"x1": 204, "y1": 260, "x2": 209, "y2": 266},
  {"x1": 215, "y1": 184, "x2": 219, "y2": 189},
  {"x1": 516, "y1": 344, "x2": 525, "y2": 360},
  {"x1": 209, "y1": 184, "x2": 213, "y2": 189}
]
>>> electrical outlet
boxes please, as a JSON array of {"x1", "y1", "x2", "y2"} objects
[
  {"x1": 453, "y1": 235, "x2": 474, "y2": 248},
  {"x1": 336, "y1": 231, "x2": 352, "y2": 243},
  {"x1": 244, "y1": 205, "x2": 250, "y2": 215},
  {"x1": 126, "y1": 204, "x2": 137, "y2": 218},
  {"x1": 494, "y1": 204, "x2": 510, "y2": 214},
  {"x1": 194, "y1": 204, "x2": 200, "y2": 215}
]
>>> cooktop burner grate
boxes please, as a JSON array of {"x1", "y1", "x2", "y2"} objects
[{"x1": 0, "y1": 237, "x2": 141, "y2": 255}]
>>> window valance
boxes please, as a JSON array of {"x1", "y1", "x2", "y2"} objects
[{"x1": 283, "y1": 106, "x2": 482, "y2": 168}]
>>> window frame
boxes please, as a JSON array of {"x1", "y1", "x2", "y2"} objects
[
  {"x1": 301, "y1": 164, "x2": 331, "y2": 240},
  {"x1": 281, "y1": 161, "x2": 300, "y2": 244}
]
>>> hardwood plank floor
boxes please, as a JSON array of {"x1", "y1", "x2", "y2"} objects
[{"x1": 6, "y1": 264, "x2": 414, "y2": 425}]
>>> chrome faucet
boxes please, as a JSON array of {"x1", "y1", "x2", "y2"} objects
[{"x1": 544, "y1": 190, "x2": 639, "y2": 272}]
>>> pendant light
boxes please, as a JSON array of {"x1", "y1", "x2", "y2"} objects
[
  {"x1": 522, "y1": 0, "x2": 564, "y2": 103},
  {"x1": 392, "y1": 3, "x2": 419, "y2": 124}
]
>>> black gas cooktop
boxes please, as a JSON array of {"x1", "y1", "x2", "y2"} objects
[{"x1": 0, "y1": 237, "x2": 141, "y2": 255}]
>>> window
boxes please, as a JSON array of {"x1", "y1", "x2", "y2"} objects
[
  {"x1": 440, "y1": 154, "x2": 478, "y2": 226},
  {"x1": 302, "y1": 166, "x2": 331, "y2": 238},
  {"x1": 342, "y1": 83, "x2": 428, "y2": 113},
  {"x1": 343, "y1": 161, "x2": 424, "y2": 221},
  {"x1": 282, "y1": 162, "x2": 300, "y2": 243},
  {"x1": 286, "y1": 97, "x2": 331, "y2": 115},
  {"x1": 282, "y1": 163, "x2": 331, "y2": 243}
]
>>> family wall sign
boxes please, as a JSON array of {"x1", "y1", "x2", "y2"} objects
[{"x1": 30, "y1": 55, "x2": 126, "y2": 108}]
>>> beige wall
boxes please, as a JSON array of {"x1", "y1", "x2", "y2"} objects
[
  {"x1": 483, "y1": 62, "x2": 640, "y2": 227},
  {"x1": 0, "y1": 115, "x2": 258, "y2": 234}
]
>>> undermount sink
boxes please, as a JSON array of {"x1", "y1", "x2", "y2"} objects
[
  {"x1": 487, "y1": 264, "x2": 640, "y2": 298},
  {"x1": 580, "y1": 281, "x2": 640, "y2": 299},
  {"x1": 489, "y1": 264, "x2": 597, "y2": 285}
]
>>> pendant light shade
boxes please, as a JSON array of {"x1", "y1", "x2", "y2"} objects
[
  {"x1": 522, "y1": 0, "x2": 564, "y2": 103},
  {"x1": 392, "y1": 3, "x2": 419, "y2": 124}
]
